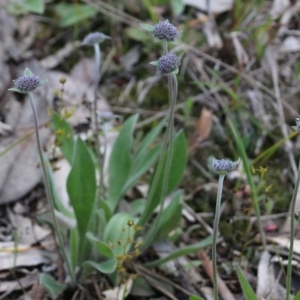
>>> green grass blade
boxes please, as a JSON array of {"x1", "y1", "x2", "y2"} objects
[
  {"x1": 145, "y1": 235, "x2": 213, "y2": 267},
  {"x1": 237, "y1": 267, "x2": 258, "y2": 300}
]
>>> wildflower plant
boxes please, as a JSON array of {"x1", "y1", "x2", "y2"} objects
[
  {"x1": 8, "y1": 68, "x2": 76, "y2": 285},
  {"x1": 208, "y1": 157, "x2": 240, "y2": 300},
  {"x1": 82, "y1": 31, "x2": 111, "y2": 199},
  {"x1": 7, "y1": 23, "x2": 213, "y2": 299}
]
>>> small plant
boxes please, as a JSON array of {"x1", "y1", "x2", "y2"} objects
[
  {"x1": 208, "y1": 157, "x2": 240, "y2": 300},
  {"x1": 7, "y1": 21, "x2": 212, "y2": 299},
  {"x1": 8, "y1": 68, "x2": 76, "y2": 285}
]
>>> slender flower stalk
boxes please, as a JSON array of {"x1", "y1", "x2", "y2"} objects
[
  {"x1": 212, "y1": 174, "x2": 225, "y2": 300},
  {"x1": 8, "y1": 68, "x2": 75, "y2": 284},
  {"x1": 82, "y1": 32, "x2": 111, "y2": 199},
  {"x1": 285, "y1": 119, "x2": 300, "y2": 300},
  {"x1": 139, "y1": 20, "x2": 181, "y2": 249},
  {"x1": 208, "y1": 157, "x2": 240, "y2": 300}
]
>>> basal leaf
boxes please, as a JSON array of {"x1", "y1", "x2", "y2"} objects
[
  {"x1": 70, "y1": 228, "x2": 79, "y2": 273},
  {"x1": 67, "y1": 138, "x2": 96, "y2": 240},
  {"x1": 142, "y1": 190, "x2": 182, "y2": 250},
  {"x1": 86, "y1": 232, "x2": 114, "y2": 259},
  {"x1": 103, "y1": 212, "x2": 136, "y2": 256},
  {"x1": 108, "y1": 115, "x2": 138, "y2": 212},
  {"x1": 40, "y1": 273, "x2": 66, "y2": 299},
  {"x1": 122, "y1": 144, "x2": 161, "y2": 195},
  {"x1": 83, "y1": 259, "x2": 117, "y2": 274},
  {"x1": 134, "y1": 118, "x2": 165, "y2": 163},
  {"x1": 55, "y1": 4, "x2": 97, "y2": 27},
  {"x1": 139, "y1": 130, "x2": 188, "y2": 226},
  {"x1": 294, "y1": 292, "x2": 300, "y2": 300}
]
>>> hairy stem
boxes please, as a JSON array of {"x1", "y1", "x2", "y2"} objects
[
  {"x1": 212, "y1": 174, "x2": 225, "y2": 300},
  {"x1": 28, "y1": 92, "x2": 75, "y2": 284},
  {"x1": 285, "y1": 161, "x2": 300, "y2": 300},
  {"x1": 93, "y1": 43, "x2": 105, "y2": 200}
]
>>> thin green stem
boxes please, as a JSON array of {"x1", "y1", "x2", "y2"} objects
[
  {"x1": 140, "y1": 74, "x2": 178, "y2": 250},
  {"x1": 212, "y1": 174, "x2": 225, "y2": 300},
  {"x1": 285, "y1": 161, "x2": 300, "y2": 300},
  {"x1": 93, "y1": 43, "x2": 105, "y2": 200},
  {"x1": 28, "y1": 92, "x2": 75, "y2": 285}
]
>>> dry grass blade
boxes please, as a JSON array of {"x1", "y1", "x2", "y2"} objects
[{"x1": 197, "y1": 250, "x2": 235, "y2": 300}]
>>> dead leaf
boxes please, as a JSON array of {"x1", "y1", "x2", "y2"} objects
[
  {"x1": 102, "y1": 278, "x2": 133, "y2": 300},
  {"x1": 230, "y1": 32, "x2": 249, "y2": 66},
  {"x1": 0, "y1": 242, "x2": 55, "y2": 271},
  {"x1": 183, "y1": 0, "x2": 234, "y2": 14},
  {"x1": 40, "y1": 41, "x2": 81, "y2": 69},
  {"x1": 197, "y1": 251, "x2": 235, "y2": 300},
  {"x1": 0, "y1": 269, "x2": 39, "y2": 293},
  {"x1": 189, "y1": 107, "x2": 213, "y2": 154},
  {"x1": 256, "y1": 251, "x2": 287, "y2": 300}
]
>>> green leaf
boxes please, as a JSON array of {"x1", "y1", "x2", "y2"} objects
[
  {"x1": 44, "y1": 154, "x2": 74, "y2": 219},
  {"x1": 294, "y1": 292, "x2": 300, "y2": 300},
  {"x1": 67, "y1": 138, "x2": 96, "y2": 240},
  {"x1": 237, "y1": 267, "x2": 258, "y2": 300},
  {"x1": 130, "y1": 199, "x2": 146, "y2": 216},
  {"x1": 132, "y1": 276, "x2": 155, "y2": 297},
  {"x1": 122, "y1": 144, "x2": 161, "y2": 195},
  {"x1": 140, "y1": 23, "x2": 154, "y2": 32},
  {"x1": 24, "y1": 68, "x2": 33, "y2": 75},
  {"x1": 145, "y1": 235, "x2": 213, "y2": 267},
  {"x1": 99, "y1": 200, "x2": 112, "y2": 222},
  {"x1": 55, "y1": 4, "x2": 97, "y2": 27},
  {"x1": 126, "y1": 27, "x2": 151, "y2": 43},
  {"x1": 83, "y1": 259, "x2": 117, "y2": 274},
  {"x1": 142, "y1": 190, "x2": 183, "y2": 250},
  {"x1": 103, "y1": 212, "x2": 136, "y2": 256},
  {"x1": 86, "y1": 232, "x2": 114, "y2": 259},
  {"x1": 134, "y1": 118, "x2": 166, "y2": 163},
  {"x1": 40, "y1": 273, "x2": 66, "y2": 299},
  {"x1": 70, "y1": 228, "x2": 79, "y2": 273},
  {"x1": 171, "y1": 0, "x2": 184, "y2": 15},
  {"x1": 139, "y1": 131, "x2": 188, "y2": 226},
  {"x1": 52, "y1": 112, "x2": 75, "y2": 164},
  {"x1": 108, "y1": 115, "x2": 138, "y2": 212},
  {"x1": 189, "y1": 295, "x2": 205, "y2": 300},
  {"x1": 149, "y1": 61, "x2": 158, "y2": 66},
  {"x1": 6, "y1": 0, "x2": 45, "y2": 15},
  {"x1": 7, "y1": 88, "x2": 22, "y2": 93}
]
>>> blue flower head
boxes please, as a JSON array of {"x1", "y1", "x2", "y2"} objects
[
  {"x1": 8, "y1": 68, "x2": 47, "y2": 93},
  {"x1": 208, "y1": 157, "x2": 240, "y2": 175},
  {"x1": 152, "y1": 20, "x2": 180, "y2": 42}
]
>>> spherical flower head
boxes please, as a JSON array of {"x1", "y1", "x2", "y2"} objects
[
  {"x1": 8, "y1": 68, "x2": 46, "y2": 94},
  {"x1": 208, "y1": 157, "x2": 240, "y2": 175},
  {"x1": 157, "y1": 53, "x2": 180, "y2": 75},
  {"x1": 13, "y1": 75, "x2": 40, "y2": 92},
  {"x1": 291, "y1": 118, "x2": 300, "y2": 133},
  {"x1": 152, "y1": 20, "x2": 179, "y2": 42},
  {"x1": 82, "y1": 32, "x2": 111, "y2": 45}
]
